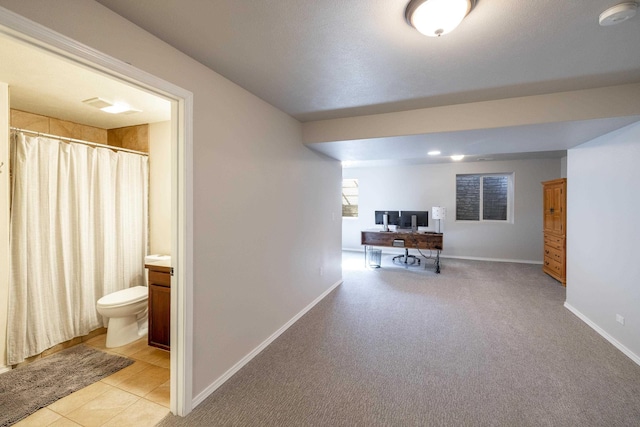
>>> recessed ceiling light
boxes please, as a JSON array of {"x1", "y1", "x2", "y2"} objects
[
  {"x1": 451, "y1": 154, "x2": 465, "y2": 161},
  {"x1": 428, "y1": 150, "x2": 441, "y2": 156}
]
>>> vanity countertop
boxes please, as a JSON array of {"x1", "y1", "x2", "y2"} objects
[{"x1": 145, "y1": 259, "x2": 171, "y2": 273}]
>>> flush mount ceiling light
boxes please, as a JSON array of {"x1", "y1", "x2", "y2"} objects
[
  {"x1": 101, "y1": 103, "x2": 141, "y2": 115},
  {"x1": 427, "y1": 150, "x2": 441, "y2": 156},
  {"x1": 82, "y1": 97, "x2": 142, "y2": 115},
  {"x1": 451, "y1": 154, "x2": 465, "y2": 161},
  {"x1": 599, "y1": 2, "x2": 638, "y2": 26},
  {"x1": 405, "y1": 0, "x2": 476, "y2": 37}
]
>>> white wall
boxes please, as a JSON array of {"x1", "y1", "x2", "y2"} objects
[
  {"x1": 343, "y1": 158, "x2": 561, "y2": 262},
  {"x1": 149, "y1": 121, "x2": 171, "y2": 256},
  {"x1": 0, "y1": 0, "x2": 342, "y2": 401},
  {"x1": 566, "y1": 121, "x2": 640, "y2": 362}
]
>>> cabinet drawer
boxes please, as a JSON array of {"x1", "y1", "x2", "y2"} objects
[
  {"x1": 544, "y1": 235, "x2": 564, "y2": 250},
  {"x1": 544, "y1": 245, "x2": 564, "y2": 263},
  {"x1": 149, "y1": 270, "x2": 171, "y2": 287},
  {"x1": 544, "y1": 256, "x2": 564, "y2": 277}
]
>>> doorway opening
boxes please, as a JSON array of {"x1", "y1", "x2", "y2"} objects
[{"x1": 0, "y1": 13, "x2": 193, "y2": 416}]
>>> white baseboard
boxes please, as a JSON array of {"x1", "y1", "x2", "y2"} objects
[
  {"x1": 564, "y1": 302, "x2": 640, "y2": 366},
  {"x1": 441, "y1": 254, "x2": 542, "y2": 265},
  {"x1": 342, "y1": 247, "x2": 541, "y2": 265},
  {"x1": 192, "y1": 278, "x2": 343, "y2": 408},
  {"x1": 0, "y1": 365, "x2": 11, "y2": 374},
  {"x1": 342, "y1": 248, "x2": 364, "y2": 253}
]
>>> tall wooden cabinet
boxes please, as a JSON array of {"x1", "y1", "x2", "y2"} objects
[{"x1": 542, "y1": 178, "x2": 566, "y2": 285}]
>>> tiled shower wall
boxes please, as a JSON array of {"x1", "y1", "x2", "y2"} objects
[{"x1": 10, "y1": 109, "x2": 148, "y2": 152}]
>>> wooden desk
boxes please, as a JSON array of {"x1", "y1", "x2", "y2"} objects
[{"x1": 361, "y1": 230, "x2": 443, "y2": 273}]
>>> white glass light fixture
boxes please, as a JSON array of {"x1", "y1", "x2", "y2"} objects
[
  {"x1": 427, "y1": 150, "x2": 441, "y2": 156},
  {"x1": 451, "y1": 154, "x2": 465, "y2": 161},
  {"x1": 432, "y1": 207, "x2": 446, "y2": 233},
  {"x1": 599, "y1": 2, "x2": 638, "y2": 26},
  {"x1": 405, "y1": 0, "x2": 476, "y2": 37}
]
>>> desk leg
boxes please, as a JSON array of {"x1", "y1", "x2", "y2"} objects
[
  {"x1": 364, "y1": 246, "x2": 368, "y2": 268},
  {"x1": 435, "y1": 250, "x2": 441, "y2": 274}
]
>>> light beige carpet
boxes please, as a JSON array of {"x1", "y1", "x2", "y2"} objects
[{"x1": 160, "y1": 252, "x2": 640, "y2": 426}]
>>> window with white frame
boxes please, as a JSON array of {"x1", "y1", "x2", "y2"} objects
[
  {"x1": 456, "y1": 173, "x2": 513, "y2": 221},
  {"x1": 342, "y1": 179, "x2": 358, "y2": 218}
]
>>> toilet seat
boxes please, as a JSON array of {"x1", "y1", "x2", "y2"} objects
[{"x1": 97, "y1": 286, "x2": 148, "y2": 308}]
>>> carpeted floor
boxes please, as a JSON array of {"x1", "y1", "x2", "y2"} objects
[
  {"x1": 0, "y1": 344, "x2": 133, "y2": 426},
  {"x1": 160, "y1": 252, "x2": 640, "y2": 426}
]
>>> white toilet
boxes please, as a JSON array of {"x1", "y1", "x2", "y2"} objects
[{"x1": 96, "y1": 286, "x2": 149, "y2": 348}]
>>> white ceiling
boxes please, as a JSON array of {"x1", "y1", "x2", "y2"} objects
[
  {"x1": 94, "y1": 0, "x2": 640, "y2": 121},
  {"x1": 91, "y1": 0, "x2": 640, "y2": 165},
  {"x1": 0, "y1": 35, "x2": 170, "y2": 130},
  {"x1": 2, "y1": 1, "x2": 640, "y2": 164},
  {"x1": 314, "y1": 115, "x2": 640, "y2": 167}
]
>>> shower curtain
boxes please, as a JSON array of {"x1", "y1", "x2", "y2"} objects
[{"x1": 7, "y1": 132, "x2": 148, "y2": 365}]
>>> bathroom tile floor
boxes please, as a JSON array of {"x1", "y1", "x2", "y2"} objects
[{"x1": 15, "y1": 334, "x2": 170, "y2": 427}]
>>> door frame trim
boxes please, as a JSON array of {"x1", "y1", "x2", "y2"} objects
[{"x1": 0, "y1": 6, "x2": 194, "y2": 415}]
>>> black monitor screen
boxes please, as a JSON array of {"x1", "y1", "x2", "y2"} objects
[
  {"x1": 374, "y1": 210, "x2": 400, "y2": 225},
  {"x1": 398, "y1": 210, "x2": 429, "y2": 228}
]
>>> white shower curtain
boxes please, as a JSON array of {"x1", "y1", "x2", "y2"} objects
[{"x1": 7, "y1": 132, "x2": 148, "y2": 365}]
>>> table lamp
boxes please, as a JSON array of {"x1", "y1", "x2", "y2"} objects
[{"x1": 432, "y1": 207, "x2": 446, "y2": 233}]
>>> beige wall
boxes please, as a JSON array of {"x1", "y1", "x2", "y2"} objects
[
  {"x1": 0, "y1": 83, "x2": 9, "y2": 371},
  {"x1": 0, "y1": 0, "x2": 342, "y2": 401},
  {"x1": 149, "y1": 121, "x2": 171, "y2": 255}
]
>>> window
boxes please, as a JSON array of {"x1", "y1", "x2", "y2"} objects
[
  {"x1": 456, "y1": 173, "x2": 512, "y2": 221},
  {"x1": 342, "y1": 179, "x2": 358, "y2": 217}
]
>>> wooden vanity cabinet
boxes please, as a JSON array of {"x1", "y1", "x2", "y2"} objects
[
  {"x1": 146, "y1": 263, "x2": 171, "y2": 350},
  {"x1": 542, "y1": 178, "x2": 567, "y2": 285}
]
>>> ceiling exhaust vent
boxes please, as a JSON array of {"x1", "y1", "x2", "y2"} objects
[{"x1": 82, "y1": 97, "x2": 112, "y2": 109}]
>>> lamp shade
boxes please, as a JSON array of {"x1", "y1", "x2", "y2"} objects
[
  {"x1": 405, "y1": 0, "x2": 475, "y2": 37},
  {"x1": 432, "y1": 207, "x2": 446, "y2": 220}
]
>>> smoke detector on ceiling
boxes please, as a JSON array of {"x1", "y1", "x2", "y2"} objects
[{"x1": 599, "y1": 2, "x2": 638, "y2": 26}]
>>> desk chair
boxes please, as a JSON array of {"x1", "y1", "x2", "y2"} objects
[{"x1": 393, "y1": 248, "x2": 421, "y2": 266}]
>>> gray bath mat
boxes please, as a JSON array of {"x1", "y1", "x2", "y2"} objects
[{"x1": 0, "y1": 344, "x2": 134, "y2": 426}]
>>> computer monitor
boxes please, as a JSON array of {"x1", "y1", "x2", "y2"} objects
[
  {"x1": 374, "y1": 210, "x2": 400, "y2": 225},
  {"x1": 398, "y1": 210, "x2": 429, "y2": 229}
]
